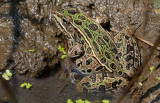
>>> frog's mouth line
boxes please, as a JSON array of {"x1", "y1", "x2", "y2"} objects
[{"x1": 71, "y1": 68, "x2": 97, "y2": 76}]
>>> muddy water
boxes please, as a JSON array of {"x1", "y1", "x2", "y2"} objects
[{"x1": 0, "y1": 0, "x2": 160, "y2": 103}]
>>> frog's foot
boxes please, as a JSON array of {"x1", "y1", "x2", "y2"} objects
[
  {"x1": 76, "y1": 72, "x2": 128, "y2": 95},
  {"x1": 114, "y1": 30, "x2": 141, "y2": 77}
]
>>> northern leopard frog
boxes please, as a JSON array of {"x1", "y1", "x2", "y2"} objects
[{"x1": 53, "y1": 8, "x2": 140, "y2": 94}]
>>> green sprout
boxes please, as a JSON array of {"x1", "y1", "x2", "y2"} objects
[
  {"x1": 67, "y1": 99, "x2": 110, "y2": 103},
  {"x1": 102, "y1": 100, "x2": 110, "y2": 103},
  {"x1": 28, "y1": 49, "x2": 35, "y2": 52},
  {"x1": 84, "y1": 100, "x2": 91, "y2": 103},
  {"x1": 20, "y1": 83, "x2": 28, "y2": 87},
  {"x1": 67, "y1": 99, "x2": 73, "y2": 103},
  {"x1": 58, "y1": 45, "x2": 67, "y2": 59},
  {"x1": 2, "y1": 70, "x2": 12, "y2": 80},
  {"x1": 20, "y1": 83, "x2": 32, "y2": 89},
  {"x1": 76, "y1": 99, "x2": 84, "y2": 103},
  {"x1": 150, "y1": 66, "x2": 154, "y2": 73},
  {"x1": 158, "y1": 77, "x2": 160, "y2": 81}
]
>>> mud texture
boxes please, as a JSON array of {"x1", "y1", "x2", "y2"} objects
[{"x1": 0, "y1": 0, "x2": 160, "y2": 103}]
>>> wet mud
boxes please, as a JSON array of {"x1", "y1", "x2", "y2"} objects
[{"x1": 0, "y1": 0, "x2": 160, "y2": 103}]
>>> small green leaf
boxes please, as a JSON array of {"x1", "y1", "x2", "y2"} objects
[
  {"x1": 84, "y1": 100, "x2": 91, "y2": 103},
  {"x1": 158, "y1": 77, "x2": 160, "y2": 81},
  {"x1": 20, "y1": 83, "x2": 28, "y2": 87},
  {"x1": 2, "y1": 73, "x2": 10, "y2": 80},
  {"x1": 6, "y1": 70, "x2": 12, "y2": 77},
  {"x1": 138, "y1": 82, "x2": 143, "y2": 86},
  {"x1": 62, "y1": 48, "x2": 66, "y2": 54},
  {"x1": 150, "y1": 66, "x2": 154, "y2": 73},
  {"x1": 61, "y1": 55, "x2": 67, "y2": 59},
  {"x1": 102, "y1": 100, "x2": 110, "y2": 103},
  {"x1": 26, "y1": 83, "x2": 32, "y2": 89},
  {"x1": 58, "y1": 45, "x2": 61, "y2": 49},
  {"x1": 67, "y1": 99, "x2": 73, "y2": 103},
  {"x1": 76, "y1": 99, "x2": 85, "y2": 103},
  {"x1": 28, "y1": 49, "x2": 35, "y2": 52}
]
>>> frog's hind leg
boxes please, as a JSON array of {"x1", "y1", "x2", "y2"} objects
[
  {"x1": 76, "y1": 72, "x2": 128, "y2": 94},
  {"x1": 114, "y1": 30, "x2": 140, "y2": 78}
]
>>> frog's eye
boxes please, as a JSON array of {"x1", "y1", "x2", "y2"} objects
[{"x1": 68, "y1": 9, "x2": 76, "y2": 15}]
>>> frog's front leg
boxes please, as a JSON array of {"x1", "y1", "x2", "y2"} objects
[
  {"x1": 67, "y1": 40, "x2": 84, "y2": 58},
  {"x1": 76, "y1": 72, "x2": 128, "y2": 94}
]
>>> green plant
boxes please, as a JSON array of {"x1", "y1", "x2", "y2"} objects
[
  {"x1": 2, "y1": 70, "x2": 12, "y2": 80},
  {"x1": 20, "y1": 83, "x2": 32, "y2": 89},
  {"x1": 58, "y1": 45, "x2": 67, "y2": 59},
  {"x1": 28, "y1": 49, "x2": 35, "y2": 52},
  {"x1": 150, "y1": 66, "x2": 154, "y2": 73}
]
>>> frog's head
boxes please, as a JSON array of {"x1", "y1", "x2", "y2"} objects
[{"x1": 53, "y1": 8, "x2": 78, "y2": 23}]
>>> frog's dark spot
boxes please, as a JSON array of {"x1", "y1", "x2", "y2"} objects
[
  {"x1": 96, "y1": 66, "x2": 103, "y2": 71},
  {"x1": 93, "y1": 42, "x2": 99, "y2": 51},
  {"x1": 68, "y1": 9, "x2": 76, "y2": 15},
  {"x1": 82, "y1": 82, "x2": 91, "y2": 87},
  {"x1": 75, "y1": 51, "x2": 78, "y2": 55},
  {"x1": 102, "y1": 72, "x2": 108, "y2": 77},
  {"x1": 83, "y1": 87, "x2": 88, "y2": 93},
  {"x1": 118, "y1": 79, "x2": 122, "y2": 84},
  {"x1": 123, "y1": 73, "x2": 131, "y2": 81},
  {"x1": 81, "y1": 70, "x2": 85, "y2": 73},
  {"x1": 80, "y1": 40, "x2": 85, "y2": 45},
  {"x1": 122, "y1": 33, "x2": 125, "y2": 36},
  {"x1": 89, "y1": 24, "x2": 98, "y2": 31},
  {"x1": 125, "y1": 55, "x2": 133, "y2": 61},
  {"x1": 117, "y1": 43, "x2": 123, "y2": 48},
  {"x1": 118, "y1": 52, "x2": 122, "y2": 57},
  {"x1": 87, "y1": 69, "x2": 92, "y2": 73},
  {"x1": 125, "y1": 35, "x2": 130, "y2": 40},
  {"x1": 84, "y1": 28, "x2": 92, "y2": 38},
  {"x1": 86, "y1": 58, "x2": 93, "y2": 65},
  {"x1": 80, "y1": 46, "x2": 84, "y2": 51},
  {"x1": 78, "y1": 15, "x2": 86, "y2": 20},
  {"x1": 74, "y1": 20, "x2": 82, "y2": 25},
  {"x1": 118, "y1": 71, "x2": 122, "y2": 75},
  {"x1": 86, "y1": 47, "x2": 91, "y2": 54},
  {"x1": 120, "y1": 64, "x2": 123, "y2": 69},
  {"x1": 99, "y1": 85, "x2": 106, "y2": 91},
  {"x1": 134, "y1": 57, "x2": 139, "y2": 63},
  {"x1": 77, "y1": 61, "x2": 82, "y2": 67},
  {"x1": 111, "y1": 48, "x2": 117, "y2": 54},
  {"x1": 112, "y1": 81, "x2": 118, "y2": 89},
  {"x1": 116, "y1": 56, "x2": 119, "y2": 61},
  {"x1": 100, "y1": 57, "x2": 106, "y2": 63},
  {"x1": 127, "y1": 45, "x2": 134, "y2": 53},
  {"x1": 77, "y1": 33, "x2": 82, "y2": 38},
  {"x1": 110, "y1": 63, "x2": 117, "y2": 69},
  {"x1": 103, "y1": 35, "x2": 109, "y2": 42},
  {"x1": 105, "y1": 51, "x2": 111, "y2": 59},
  {"x1": 126, "y1": 63, "x2": 132, "y2": 70},
  {"x1": 97, "y1": 37, "x2": 105, "y2": 45}
]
